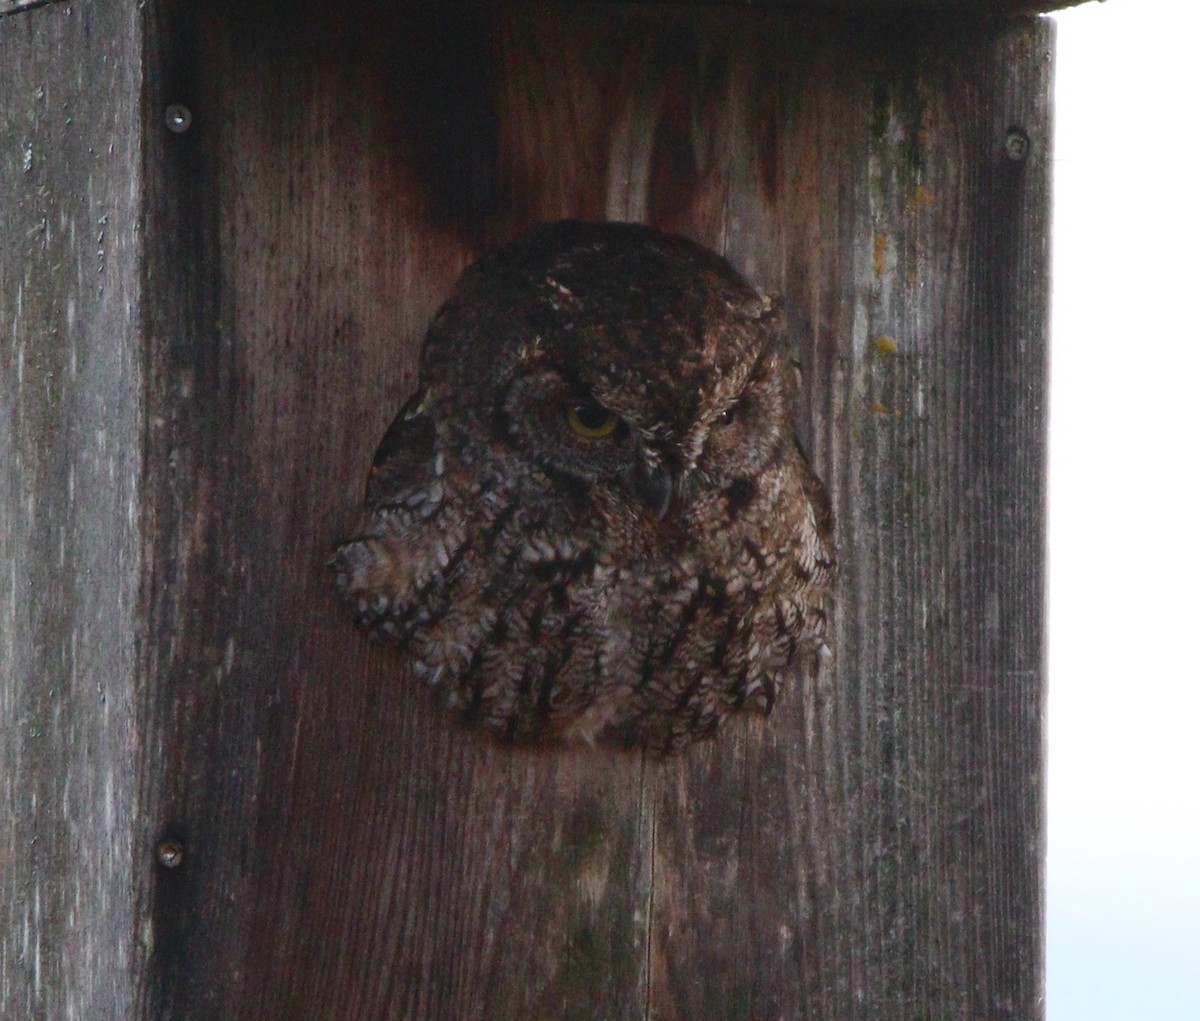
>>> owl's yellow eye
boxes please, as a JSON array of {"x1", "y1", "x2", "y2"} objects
[{"x1": 566, "y1": 402, "x2": 621, "y2": 439}]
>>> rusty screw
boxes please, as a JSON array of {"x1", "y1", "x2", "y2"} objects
[{"x1": 156, "y1": 838, "x2": 185, "y2": 869}]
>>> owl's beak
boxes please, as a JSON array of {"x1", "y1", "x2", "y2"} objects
[{"x1": 634, "y1": 463, "x2": 673, "y2": 519}]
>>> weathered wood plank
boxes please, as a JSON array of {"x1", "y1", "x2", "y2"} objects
[
  {"x1": 494, "y1": 11, "x2": 1049, "y2": 1018},
  {"x1": 610, "y1": 16, "x2": 1051, "y2": 1018},
  {"x1": 130, "y1": 4, "x2": 1048, "y2": 1020},
  {"x1": 0, "y1": 0, "x2": 1089, "y2": 21},
  {"x1": 137, "y1": 8, "x2": 658, "y2": 1018},
  {"x1": 0, "y1": 3, "x2": 144, "y2": 1020}
]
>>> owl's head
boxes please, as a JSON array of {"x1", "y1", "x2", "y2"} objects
[{"x1": 423, "y1": 221, "x2": 797, "y2": 518}]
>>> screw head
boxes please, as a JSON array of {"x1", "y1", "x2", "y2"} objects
[
  {"x1": 1004, "y1": 127, "x2": 1030, "y2": 162},
  {"x1": 156, "y1": 838, "x2": 185, "y2": 869},
  {"x1": 164, "y1": 104, "x2": 193, "y2": 134}
]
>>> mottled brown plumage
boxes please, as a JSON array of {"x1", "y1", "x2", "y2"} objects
[{"x1": 332, "y1": 221, "x2": 834, "y2": 751}]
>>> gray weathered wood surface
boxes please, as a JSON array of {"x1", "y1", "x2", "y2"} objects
[
  {"x1": 0, "y1": 3, "x2": 144, "y2": 1019},
  {"x1": 2, "y1": 2, "x2": 1049, "y2": 1019},
  {"x1": 0, "y1": 0, "x2": 1099, "y2": 22}
]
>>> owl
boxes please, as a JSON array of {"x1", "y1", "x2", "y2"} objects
[{"x1": 332, "y1": 221, "x2": 834, "y2": 752}]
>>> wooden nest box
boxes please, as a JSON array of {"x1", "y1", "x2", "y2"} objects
[{"x1": 2, "y1": 0, "x2": 1078, "y2": 1017}]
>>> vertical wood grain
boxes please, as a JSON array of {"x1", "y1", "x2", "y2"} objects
[
  {"x1": 133, "y1": 6, "x2": 1048, "y2": 1019},
  {"x1": 0, "y1": 4, "x2": 144, "y2": 1019},
  {"x1": 489, "y1": 14, "x2": 1048, "y2": 1019},
  {"x1": 137, "y1": 8, "x2": 660, "y2": 1018},
  {"x1": 1, "y1": 2, "x2": 1049, "y2": 1018}
]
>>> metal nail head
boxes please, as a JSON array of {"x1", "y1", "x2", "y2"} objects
[
  {"x1": 1004, "y1": 127, "x2": 1030, "y2": 162},
  {"x1": 164, "y1": 104, "x2": 193, "y2": 134},
  {"x1": 156, "y1": 838, "x2": 185, "y2": 868}
]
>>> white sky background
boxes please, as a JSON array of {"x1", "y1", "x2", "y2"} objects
[{"x1": 1049, "y1": 1, "x2": 1200, "y2": 1018}]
